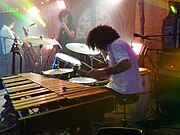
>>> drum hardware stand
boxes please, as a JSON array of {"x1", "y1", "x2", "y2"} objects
[
  {"x1": 100, "y1": 52, "x2": 108, "y2": 64},
  {"x1": 39, "y1": 44, "x2": 43, "y2": 66},
  {"x1": 138, "y1": 43, "x2": 157, "y2": 70},
  {"x1": 135, "y1": 33, "x2": 167, "y2": 120},
  {"x1": 89, "y1": 55, "x2": 94, "y2": 68},
  {"x1": 11, "y1": 37, "x2": 23, "y2": 74},
  {"x1": 51, "y1": 56, "x2": 58, "y2": 69},
  {"x1": 72, "y1": 65, "x2": 80, "y2": 77},
  {"x1": 43, "y1": 44, "x2": 62, "y2": 71},
  {"x1": 88, "y1": 55, "x2": 105, "y2": 68}
]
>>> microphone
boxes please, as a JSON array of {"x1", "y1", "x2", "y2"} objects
[
  {"x1": 134, "y1": 33, "x2": 150, "y2": 40},
  {"x1": 28, "y1": 23, "x2": 36, "y2": 27}
]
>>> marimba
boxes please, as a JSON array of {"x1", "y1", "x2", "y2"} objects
[{"x1": 2, "y1": 73, "x2": 114, "y2": 135}]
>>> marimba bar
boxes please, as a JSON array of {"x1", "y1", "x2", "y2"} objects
[{"x1": 2, "y1": 73, "x2": 114, "y2": 135}]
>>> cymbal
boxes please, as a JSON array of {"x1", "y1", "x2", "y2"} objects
[
  {"x1": 23, "y1": 36, "x2": 59, "y2": 45},
  {"x1": 42, "y1": 68, "x2": 73, "y2": 75},
  {"x1": 69, "y1": 77, "x2": 97, "y2": 84},
  {"x1": 66, "y1": 43, "x2": 100, "y2": 55},
  {"x1": 55, "y1": 53, "x2": 81, "y2": 66}
]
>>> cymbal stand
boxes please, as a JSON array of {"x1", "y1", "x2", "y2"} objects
[
  {"x1": 138, "y1": 42, "x2": 157, "y2": 70},
  {"x1": 135, "y1": 34, "x2": 163, "y2": 119},
  {"x1": 39, "y1": 44, "x2": 43, "y2": 71},
  {"x1": 11, "y1": 37, "x2": 23, "y2": 74},
  {"x1": 89, "y1": 55, "x2": 94, "y2": 68},
  {"x1": 43, "y1": 46, "x2": 54, "y2": 71},
  {"x1": 88, "y1": 54, "x2": 106, "y2": 68},
  {"x1": 43, "y1": 45, "x2": 62, "y2": 71}
]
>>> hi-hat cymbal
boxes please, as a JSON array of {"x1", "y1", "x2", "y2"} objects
[
  {"x1": 66, "y1": 43, "x2": 100, "y2": 55},
  {"x1": 55, "y1": 53, "x2": 81, "y2": 66},
  {"x1": 42, "y1": 68, "x2": 73, "y2": 75},
  {"x1": 23, "y1": 36, "x2": 59, "y2": 45}
]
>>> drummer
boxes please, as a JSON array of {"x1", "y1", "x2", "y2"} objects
[
  {"x1": 56, "y1": 10, "x2": 77, "y2": 59},
  {"x1": 86, "y1": 25, "x2": 144, "y2": 121}
]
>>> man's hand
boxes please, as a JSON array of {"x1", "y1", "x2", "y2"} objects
[
  {"x1": 88, "y1": 68, "x2": 107, "y2": 79},
  {"x1": 60, "y1": 22, "x2": 67, "y2": 29}
]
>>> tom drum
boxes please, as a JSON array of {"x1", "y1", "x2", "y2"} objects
[{"x1": 52, "y1": 53, "x2": 81, "y2": 69}]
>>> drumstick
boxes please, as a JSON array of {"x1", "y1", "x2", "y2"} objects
[{"x1": 81, "y1": 61, "x2": 93, "y2": 69}]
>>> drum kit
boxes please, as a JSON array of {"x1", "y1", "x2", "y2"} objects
[{"x1": 23, "y1": 36, "x2": 101, "y2": 85}]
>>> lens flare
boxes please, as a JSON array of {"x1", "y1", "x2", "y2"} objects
[
  {"x1": 27, "y1": 6, "x2": 46, "y2": 27},
  {"x1": 131, "y1": 42, "x2": 143, "y2": 55}
]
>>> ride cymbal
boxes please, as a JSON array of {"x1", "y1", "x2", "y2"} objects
[{"x1": 23, "y1": 36, "x2": 59, "y2": 45}]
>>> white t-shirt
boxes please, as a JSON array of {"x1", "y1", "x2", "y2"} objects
[
  {"x1": 106, "y1": 38, "x2": 144, "y2": 94},
  {"x1": 0, "y1": 25, "x2": 15, "y2": 54}
]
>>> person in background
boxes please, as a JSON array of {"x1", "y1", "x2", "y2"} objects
[
  {"x1": 0, "y1": 14, "x2": 16, "y2": 75},
  {"x1": 55, "y1": 9, "x2": 80, "y2": 70},
  {"x1": 56, "y1": 9, "x2": 76, "y2": 56},
  {"x1": 86, "y1": 25, "x2": 144, "y2": 121}
]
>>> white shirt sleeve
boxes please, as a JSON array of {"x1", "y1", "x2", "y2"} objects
[{"x1": 110, "y1": 42, "x2": 130, "y2": 63}]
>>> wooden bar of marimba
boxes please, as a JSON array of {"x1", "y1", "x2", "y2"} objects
[{"x1": 2, "y1": 73, "x2": 114, "y2": 135}]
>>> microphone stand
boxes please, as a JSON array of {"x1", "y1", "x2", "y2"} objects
[{"x1": 144, "y1": 33, "x2": 180, "y2": 38}]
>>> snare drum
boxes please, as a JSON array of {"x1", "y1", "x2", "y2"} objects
[
  {"x1": 69, "y1": 77, "x2": 97, "y2": 86},
  {"x1": 133, "y1": 67, "x2": 151, "y2": 121}
]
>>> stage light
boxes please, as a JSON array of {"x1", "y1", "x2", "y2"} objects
[
  {"x1": 111, "y1": 0, "x2": 121, "y2": 4},
  {"x1": 131, "y1": 42, "x2": 143, "y2": 55},
  {"x1": 57, "y1": 0, "x2": 66, "y2": 9},
  {"x1": 27, "y1": 6, "x2": 39, "y2": 15},
  {"x1": 103, "y1": 0, "x2": 122, "y2": 5},
  {"x1": 170, "y1": 5, "x2": 177, "y2": 14},
  {"x1": 169, "y1": 1, "x2": 180, "y2": 16}
]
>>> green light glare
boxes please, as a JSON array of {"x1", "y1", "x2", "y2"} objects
[
  {"x1": 10, "y1": 0, "x2": 26, "y2": 10},
  {"x1": 0, "y1": 1, "x2": 30, "y2": 22}
]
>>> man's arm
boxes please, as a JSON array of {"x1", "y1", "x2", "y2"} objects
[{"x1": 88, "y1": 59, "x2": 131, "y2": 79}]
